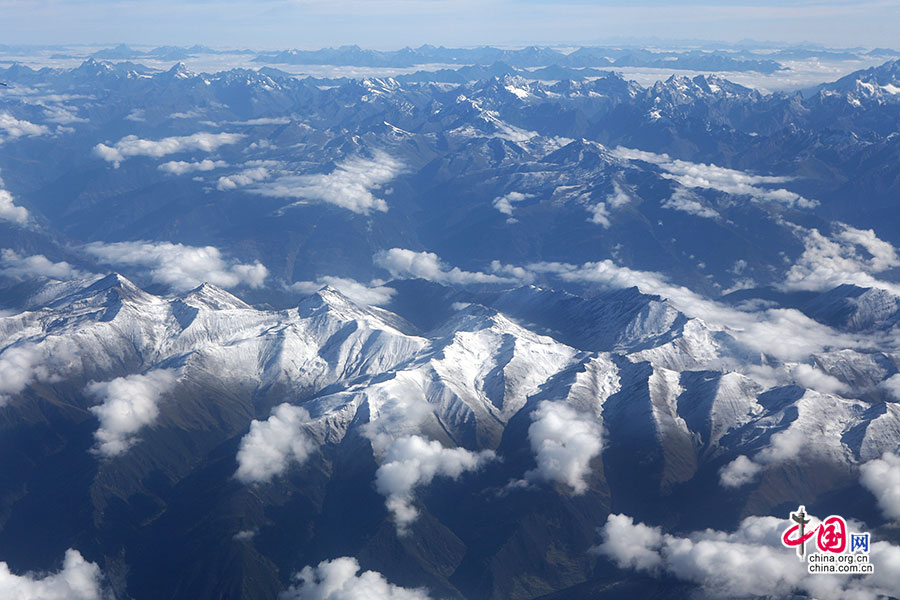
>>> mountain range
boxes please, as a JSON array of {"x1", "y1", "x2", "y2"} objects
[{"x1": 1, "y1": 53, "x2": 900, "y2": 599}]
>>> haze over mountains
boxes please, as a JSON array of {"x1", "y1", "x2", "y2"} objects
[{"x1": 1, "y1": 45, "x2": 900, "y2": 599}]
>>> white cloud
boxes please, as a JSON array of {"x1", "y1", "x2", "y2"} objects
[
  {"x1": 718, "y1": 426, "x2": 807, "y2": 488},
  {"x1": 880, "y1": 373, "x2": 900, "y2": 400},
  {"x1": 170, "y1": 109, "x2": 205, "y2": 120},
  {"x1": 594, "y1": 513, "x2": 664, "y2": 571},
  {"x1": 158, "y1": 159, "x2": 227, "y2": 175},
  {"x1": 87, "y1": 369, "x2": 181, "y2": 457},
  {"x1": 586, "y1": 182, "x2": 632, "y2": 227},
  {"x1": 782, "y1": 224, "x2": 900, "y2": 295},
  {"x1": 718, "y1": 455, "x2": 763, "y2": 488},
  {"x1": 596, "y1": 512, "x2": 900, "y2": 599},
  {"x1": 526, "y1": 260, "x2": 862, "y2": 362},
  {"x1": 0, "y1": 548, "x2": 105, "y2": 600},
  {"x1": 661, "y1": 187, "x2": 719, "y2": 219},
  {"x1": 289, "y1": 276, "x2": 395, "y2": 306},
  {"x1": 521, "y1": 401, "x2": 603, "y2": 494},
  {"x1": 124, "y1": 109, "x2": 145, "y2": 122},
  {"x1": 375, "y1": 248, "x2": 516, "y2": 285},
  {"x1": 217, "y1": 166, "x2": 271, "y2": 190},
  {"x1": 233, "y1": 529, "x2": 257, "y2": 541},
  {"x1": 614, "y1": 146, "x2": 816, "y2": 209},
  {"x1": 0, "y1": 189, "x2": 30, "y2": 225},
  {"x1": 0, "y1": 112, "x2": 51, "y2": 141},
  {"x1": 492, "y1": 191, "x2": 529, "y2": 216},
  {"x1": 93, "y1": 132, "x2": 243, "y2": 168},
  {"x1": 0, "y1": 249, "x2": 87, "y2": 281},
  {"x1": 280, "y1": 556, "x2": 433, "y2": 600},
  {"x1": 587, "y1": 201, "x2": 610, "y2": 227},
  {"x1": 83, "y1": 240, "x2": 268, "y2": 292},
  {"x1": 606, "y1": 182, "x2": 631, "y2": 208},
  {"x1": 41, "y1": 104, "x2": 87, "y2": 125},
  {"x1": 860, "y1": 451, "x2": 900, "y2": 522},
  {"x1": 254, "y1": 152, "x2": 402, "y2": 215},
  {"x1": 235, "y1": 403, "x2": 316, "y2": 484},
  {"x1": 790, "y1": 364, "x2": 849, "y2": 395},
  {"x1": 228, "y1": 117, "x2": 293, "y2": 126},
  {"x1": 374, "y1": 435, "x2": 495, "y2": 534},
  {"x1": 0, "y1": 345, "x2": 45, "y2": 404},
  {"x1": 488, "y1": 261, "x2": 536, "y2": 284}
]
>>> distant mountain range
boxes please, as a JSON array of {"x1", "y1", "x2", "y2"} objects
[{"x1": 27, "y1": 42, "x2": 889, "y2": 73}]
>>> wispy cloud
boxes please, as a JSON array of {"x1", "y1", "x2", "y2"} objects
[
  {"x1": 614, "y1": 146, "x2": 816, "y2": 209},
  {"x1": 661, "y1": 187, "x2": 719, "y2": 219},
  {"x1": 782, "y1": 224, "x2": 900, "y2": 295}
]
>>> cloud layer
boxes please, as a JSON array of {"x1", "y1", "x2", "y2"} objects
[
  {"x1": 373, "y1": 246, "x2": 864, "y2": 364},
  {"x1": 254, "y1": 152, "x2": 402, "y2": 215},
  {"x1": 83, "y1": 240, "x2": 268, "y2": 292},
  {"x1": 87, "y1": 369, "x2": 181, "y2": 457},
  {"x1": 94, "y1": 132, "x2": 243, "y2": 167},
  {"x1": 782, "y1": 224, "x2": 900, "y2": 295},
  {"x1": 0, "y1": 549, "x2": 104, "y2": 600},
  {"x1": 235, "y1": 403, "x2": 316, "y2": 484},
  {"x1": 280, "y1": 556, "x2": 432, "y2": 600},
  {"x1": 374, "y1": 435, "x2": 495, "y2": 533},
  {"x1": 0, "y1": 249, "x2": 86, "y2": 281},
  {"x1": 0, "y1": 112, "x2": 51, "y2": 142},
  {"x1": 614, "y1": 146, "x2": 816, "y2": 209}
]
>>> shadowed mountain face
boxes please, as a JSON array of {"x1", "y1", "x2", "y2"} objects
[{"x1": 1, "y1": 56, "x2": 900, "y2": 599}]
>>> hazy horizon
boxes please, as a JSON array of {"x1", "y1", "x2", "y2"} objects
[{"x1": 2, "y1": 0, "x2": 898, "y2": 50}]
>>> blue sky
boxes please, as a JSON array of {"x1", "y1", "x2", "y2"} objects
[{"x1": 2, "y1": 0, "x2": 898, "y2": 49}]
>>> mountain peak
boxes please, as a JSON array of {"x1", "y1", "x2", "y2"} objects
[
  {"x1": 166, "y1": 62, "x2": 192, "y2": 78},
  {"x1": 47, "y1": 272, "x2": 154, "y2": 313},
  {"x1": 182, "y1": 283, "x2": 251, "y2": 311}
]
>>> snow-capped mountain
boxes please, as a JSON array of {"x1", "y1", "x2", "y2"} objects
[{"x1": 1, "y1": 273, "x2": 899, "y2": 598}]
